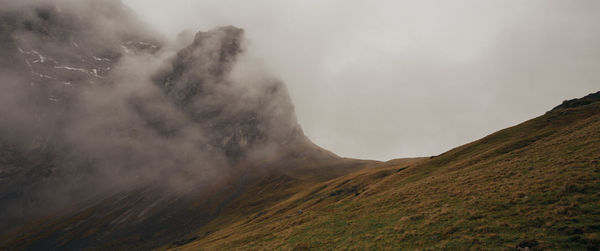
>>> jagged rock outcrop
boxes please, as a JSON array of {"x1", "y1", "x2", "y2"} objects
[
  {"x1": 0, "y1": 0, "x2": 336, "y2": 246},
  {"x1": 151, "y1": 26, "x2": 303, "y2": 160}
]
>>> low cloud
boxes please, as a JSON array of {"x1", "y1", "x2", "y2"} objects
[
  {"x1": 122, "y1": 0, "x2": 600, "y2": 160},
  {"x1": 0, "y1": 0, "x2": 301, "y2": 230}
]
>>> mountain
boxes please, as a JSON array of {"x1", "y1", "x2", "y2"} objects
[
  {"x1": 1, "y1": 0, "x2": 599, "y2": 250},
  {"x1": 0, "y1": 0, "x2": 166, "y2": 227},
  {"x1": 160, "y1": 92, "x2": 599, "y2": 250},
  {"x1": 0, "y1": 1, "x2": 367, "y2": 248}
]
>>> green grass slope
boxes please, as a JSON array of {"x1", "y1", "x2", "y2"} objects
[{"x1": 171, "y1": 94, "x2": 600, "y2": 250}]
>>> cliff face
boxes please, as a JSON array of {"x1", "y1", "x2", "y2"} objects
[
  {"x1": 151, "y1": 26, "x2": 303, "y2": 160},
  {"x1": 0, "y1": 0, "x2": 329, "y2": 239}
]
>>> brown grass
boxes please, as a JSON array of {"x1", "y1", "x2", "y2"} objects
[{"x1": 168, "y1": 103, "x2": 600, "y2": 250}]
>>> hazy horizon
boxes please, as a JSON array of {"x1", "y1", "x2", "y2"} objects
[{"x1": 123, "y1": 0, "x2": 600, "y2": 160}]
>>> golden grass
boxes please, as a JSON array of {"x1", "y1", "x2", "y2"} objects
[{"x1": 168, "y1": 103, "x2": 600, "y2": 250}]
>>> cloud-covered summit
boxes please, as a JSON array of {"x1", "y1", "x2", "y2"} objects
[
  {"x1": 0, "y1": 0, "x2": 315, "y2": 233},
  {"x1": 152, "y1": 25, "x2": 303, "y2": 160}
]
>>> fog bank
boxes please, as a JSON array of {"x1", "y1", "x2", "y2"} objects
[{"x1": 123, "y1": 0, "x2": 600, "y2": 160}]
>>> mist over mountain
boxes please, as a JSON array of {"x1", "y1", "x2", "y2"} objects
[
  {"x1": 0, "y1": 0, "x2": 325, "y2": 235},
  {"x1": 1, "y1": 0, "x2": 599, "y2": 250}
]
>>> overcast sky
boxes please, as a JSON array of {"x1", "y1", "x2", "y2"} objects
[{"x1": 122, "y1": 0, "x2": 600, "y2": 160}]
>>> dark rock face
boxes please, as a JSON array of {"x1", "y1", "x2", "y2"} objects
[
  {"x1": 0, "y1": 0, "x2": 316, "y2": 241},
  {"x1": 152, "y1": 26, "x2": 302, "y2": 160},
  {"x1": 0, "y1": 0, "x2": 164, "y2": 232}
]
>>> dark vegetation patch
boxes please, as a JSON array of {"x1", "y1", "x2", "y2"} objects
[
  {"x1": 371, "y1": 169, "x2": 394, "y2": 179},
  {"x1": 329, "y1": 185, "x2": 360, "y2": 197},
  {"x1": 552, "y1": 91, "x2": 600, "y2": 111},
  {"x1": 172, "y1": 236, "x2": 199, "y2": 247},
  {"x1": 516, "y1": 239, "x2": 539, "y2": 249}
]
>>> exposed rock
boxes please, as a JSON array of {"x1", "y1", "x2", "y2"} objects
[{"x1": 0, "y1": 0, "x2": 332, "y2": 246}]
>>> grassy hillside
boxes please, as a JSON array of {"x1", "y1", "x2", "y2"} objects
[
  {"x1": 2, "y1": 93, "x2": 598, "y2": 250},
  {"x1": 169, "y1": 97, "x2": 600, "y2": 250},
  {"x1": 0, "y1": 135, "x2": 377, "y2": 250}
]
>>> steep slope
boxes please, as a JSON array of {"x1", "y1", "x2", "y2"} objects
[
  {"x1": 2, "y1": 1, "x2": 598, "y2": 250},
  {"x1": 0, "y1": 1, "x2": 371, "y2": 249},
  {"x1": 171, "y1": 92, "x2": 600, "y2": 250},
  {"x1": 0, "y1": 0, "x2": 163, "y2": 232}
]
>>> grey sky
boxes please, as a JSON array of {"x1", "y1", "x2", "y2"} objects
[{"x1": 122, "y1": 0, "x2": 600, "y2": 160}]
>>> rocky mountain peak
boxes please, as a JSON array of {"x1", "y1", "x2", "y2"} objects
[
  {"x1": 0, "y1": 0, "x2": 314, "y2": 233},
  {"x1": 152, "y1": 26, "x2": 303, "y2": 160}
]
